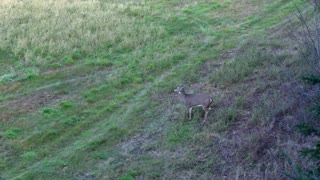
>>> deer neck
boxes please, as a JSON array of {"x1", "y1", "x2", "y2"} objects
[{"x1": 178, "y1": 89, "x2": 188, "y2": 100}]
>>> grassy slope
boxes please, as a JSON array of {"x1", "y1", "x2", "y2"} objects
[{"x1": 0, "y1": 0, "x2": 310, "y2": 179}]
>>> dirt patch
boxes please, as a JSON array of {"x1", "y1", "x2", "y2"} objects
[
  {"x1": 219, "y1": 48, "x2": 240, "y2": 61},
  {"x1": 199, "y1": 59, "x2": 223, "y2": 79},
  {"x1": 199, "y1": 48, "x2": 240, "y2": 79},
  {"x1": 10, "y1": 92, "x2": 62, "y2": 111},
  {"x1": 0, "y1": 82, "x2": 21, "y2": 94},
  {"x1": 41, "y1": 66, "x2": 75, "y2": 75},
  {"x1": 0, "y1": 92, "x2": 62, "y2": 120},
  {"x1": 120, "y1": 132, "x2": 162, "y2": 157}
]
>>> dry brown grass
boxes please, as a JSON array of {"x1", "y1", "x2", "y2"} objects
[{"x1": 0, "y1": 0, "x2": 164, "y2": 64}]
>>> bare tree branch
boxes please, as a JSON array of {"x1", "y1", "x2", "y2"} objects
[
  {"x1": 313, "y1": 0, "x2": 320, "y2": 65},
  {"x1": 291, "y1": 0, "x2": 320, "y2": 73}
]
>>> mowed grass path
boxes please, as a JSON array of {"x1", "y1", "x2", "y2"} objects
[{"x1": 0, "y1": 0, "x2": 304, "y2": 179}]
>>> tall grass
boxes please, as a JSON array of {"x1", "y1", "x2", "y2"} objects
[{"x1": 0, "y1": 0, "x2": 164, "y2": 64}]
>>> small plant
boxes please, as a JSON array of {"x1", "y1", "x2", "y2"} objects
[
  {"x1": 121, "y1": 170, "x2": 139, "y2": 180},
  {"x1": 166, "y1": 125, "x2": 192, "y2": 144},
  {"x1": 61, "y1": 116, "x2": 81, "y2": 126},
  {"x1": 0, "y1": 159, "x2": 6, "y2": 170},
  {"x1": 85, "y1": 58, "x2": 113, "y2": 67},
  {"x1": 59, "y1": 101, "x2": 74, "y2": 109},
  {"x1": 218, "y1": 106, "x2": 238, "y2": 123},
  {"x1": 40, "y1": 108, "x2": 61, "y2": 118},
  {"x1": 214, "y1": 107, "x2": 238, "y2": 132},
  {"x1": 302, "y1": 74, "x2": 320, "y2": 85},
  {"x1": 92, "y1": 152, "x2": 109, "y2": 160},
  {"x1": 83, "y1": 91, "x2": 97, "y2": 103},
  {"x1": 22, "y1": 67, "x2": 40, "y2": 80},
  {"x1": 0, "y1": 66, "x2": 17, "y2": 83},
  {"x1": 21, "y1": 151, "x2": 38, "y2": 160},
  {"x1": 121, "y1": 175, "x2": 134, "y2": 180},
  {"x1": 48, "y1": 62, "x2": 63, "y2": 68},
  {"x1": 83, "y1": 85, "x2": 109, "y2": 103},
  {"x1": 38, "y1": 129, "x2": 62, "y2": 143},
  {"x1": 103, "y1": 100, "x2": 119, "y2": 113},
  {"x1": 295, "y1": 120, "x2": 320, "y2": 179},
  {"x1": 0, "y1": 73, "x2": 17, "y2": 83},
  {"x1": 63, "y1": 56, "x2": 74, "y2": 65},
  {"x1": 4, "y1": 128, "x2": 23, "y2": 139}
]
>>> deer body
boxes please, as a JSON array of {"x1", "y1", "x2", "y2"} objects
[{"x1": 174, "y1": 84, "x2": 213, "y2": 123}]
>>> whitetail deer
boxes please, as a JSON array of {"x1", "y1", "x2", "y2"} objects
[{"x1": 174, "y1": 84, "x2": 213, "y2": 123}]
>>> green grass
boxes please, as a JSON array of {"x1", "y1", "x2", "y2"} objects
[
  {"x1": 4, "y1": 127, "x2": 23, "y2": 139},
  {"x1": 0, "y1": 0, "x2": 311, "y2": 179}
]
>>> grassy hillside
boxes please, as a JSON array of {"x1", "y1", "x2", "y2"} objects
[{"x1": 0, "y1": 0, "x2": 315, "y2": 179}]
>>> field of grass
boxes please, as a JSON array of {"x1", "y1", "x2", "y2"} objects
[{"x1": 0, "y1": 0, "x2": 316, "y2": 179}]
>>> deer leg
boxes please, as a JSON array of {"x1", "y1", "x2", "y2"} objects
[
  {"x1": 202, "y1": 106, "x2": 210, "y2": 123},
  {"x1": 188, "y1": 107, "x2": 192, "y2": 120},
  {"x1": 203, "y1": 110, "x2": 208, "y2": 123},
  {"x1": 201, "y1": 106, "x2": 207, "y2": 118}
]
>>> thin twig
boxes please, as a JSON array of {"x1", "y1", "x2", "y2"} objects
[
  {"x1": 313, "y1": 0, "x2": 320, "y2": 65},
  {"x1": 294, "y1": 2, "x2": 318, "y2": 57}
]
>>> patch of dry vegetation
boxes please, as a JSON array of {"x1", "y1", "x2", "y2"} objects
[{"x1": 0, "y1": 0, "x2": 164, "y2": 64}]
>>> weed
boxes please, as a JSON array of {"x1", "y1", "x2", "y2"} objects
[
  {"x1": 166, "y1": 125, "x2": 192, "y2": 144},
  {"x1": 61, "y1": 116, "x2": 81, "y2": 126},
  {"x1": 21, "y1": 151, "x2": 38, "y2": 160},
  {"x1": 121, "y1": 170, "x2": 139, "y2": 180},
  {"x1": 310, "y1": 101, "x2": 320, "y2": 117},
  {"x1": 296, "y1": 122, "x2": 318, "y2": 136},
  {"x1": 108, "y1": 126, "x2": 129, "y2": 140},
  {"x1": 40, "y1": 108, "x2": 61, "y2": 118},
  {"x1": 85, "y1": 58, "x2": 113, "y2": 67},
  {"x1": 59, "y1": 101, "x2": 74, "y2": 109},
  {"x1": 295, "y1": 120, "x2": 320, "y2": 178},
  {"x1": 302, "y1": 74, "x2": 320, "y2": 85},
  {"x1": 214, "y1": 107, "x2": 238, "y2": 132},
  {"x1": 22, "y1": 67, "x2": 40, "y2": 80},
  {"x1": 235, "y1": 96, "x2": 247, "y2": 109},
  {"x1": 39, "y1": 129, "x2": 62, "y2": 142},
  {"x1": 83, "y1": 85, "x2": 110, "y2": 103},
  {"x1": 250, "y1": 105, "x2": 268, "y2": 126},
  {"x1": 63, "y1": 56, "x2": 75, "y2": 65},
  {"x1": 0, "y1": 73, "x2": 17, "y2": 83},
  {"x1": 0, "y1": 159, "x2": 6, "y2": 170},
  {"x1": 48, "y1": 62, "x2": 63, "y2": 68},
  {"x1": 92, "y1": 152, "x2": 109, "y2": 160},
  {"x1": 121, "y1": 175, "x2": 134, "y2": 180},
  {"x1": 4, "y1": 128, "x2": 23, "y2": 139},
  {"x1": 103, "y1": 100, "x2": 119, "y2": 113}
]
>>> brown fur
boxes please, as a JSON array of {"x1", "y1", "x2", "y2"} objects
[{"x1": 174, "y1": 84, "x2": 213, "y2": 123}]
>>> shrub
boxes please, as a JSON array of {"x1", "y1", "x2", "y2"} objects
[{"x1": 289, "y1": 1, "x2": 320, "y2": 178}]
